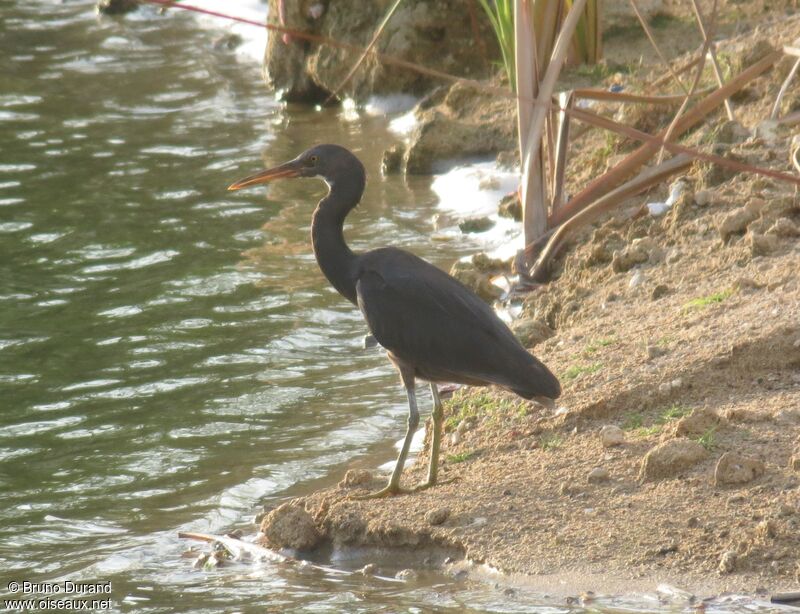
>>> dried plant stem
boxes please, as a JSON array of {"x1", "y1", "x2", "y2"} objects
[
  {"x1": 770, "y1": 55, "x2": 800, "y2": 119},
  {"x1": 518, "y1": 0, "x2": 588, "y2": 248},
  {"x1": 629, "y1": 0, "x2": 689, "y2": 95},
  {"x1": 689, "y1": 0, "x2": 734, "y2": 120},
  {"x1": 550, "y1": 47, "x2": 782, "y2": 226},
  {"x1": 530, "y1": 154, "x2": 693, "y2": 280}
]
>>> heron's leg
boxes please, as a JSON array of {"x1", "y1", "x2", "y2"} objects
[
  {"x1": 353, "y1": 372, "x2": 419, "y2": 499},
  {"x1": 424, "y1": 383, "x2": 443, "y2": 486}
]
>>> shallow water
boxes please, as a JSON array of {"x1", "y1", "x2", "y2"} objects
[{"x1": 0, "y1": 3, "x2": 792, "y2": 613}]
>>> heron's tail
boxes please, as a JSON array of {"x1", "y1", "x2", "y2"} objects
[{"x1": 509, "y1": 355, "x2": 561, "y2": 401}]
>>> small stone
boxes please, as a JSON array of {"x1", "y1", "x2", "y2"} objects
[
  {"x1": 724, "y1": 407, "x2": 771, "y2": 423},
  {"x1": 588, "y1": 467, "x2": 611, "y2": 483},
  {"x1": 260, "y1": 502, "x2": 322, "y2": 551},
  {"x1": 671, "y1": 378, "x2": 682, "y2": 389},
  {"x1": 694, "y1": 189, "x2": 712, "y2": 206},
  {"x1": 665, "y1": 248, "x2": 682, "y2": 264},
  {"x1": 192, "y1": 553, "x2": 210, "y2": 569},
  {"x1": 459, "y1": 216, "x2": 495, "y2": 233},
  {"x1": 744, "y1": 197, "x2": 767, "y2": 216},
  {"x1": 613, "y1": 238, "x2": 660, "y2": 273},
  {"x1": 425, "y1": 507, "x2": 450, "y2": 526},
  {"x1": 599, "y1": 425, "x2": 625, "y2": 448},
  {"x1": 714, "y1": 452, "x2": 765, "y2": 486},
  {"x1": 450, "y1": 431, "x2": 461, "y2": 445},
  {"x1": 650, "y1": 284, "x2": 670, "y2": 300},
  {"x1": 756, "y1": 519, "x2": 777, "y2": 539},
  {"x1": 511, "y1": 318, "x2": 555, "y2": 348},
  {"x1": 96, "y1": 0, "x2": 139, "y2": 15},
  {"x1": 727, "y1": 493, "x2": 746, "y2": 506},
  {"x1": 733, "y1": 276, "x2": 763, "y2": 292},
  {"x1": 687, "y1": 516, "x2": 700, "y2": 528},
  {"x1": 498, "y1": 193, "x2": 522, "y2": 221},
  {"x1": 396, "y1": 568, "x2": 418, "y2": 580},
  {"x1": 629, "y1": 270, "x2": 646, "y2": 288},
  {"x1": 749, "y1": 232, "x2": 778, "y2": 256},
  {"x1": 381, "y1": 145, "x2": 404, "y2": 175},
  {"x1": 639, "y1": 440, "x2": 708, "y2": 482},
  {"x1": 777, "y1": 504, "x2": 795, "y2": 517},
  {"x1": 676, "y1": 408, "x2": 721, "y2": 437},
  {"x1": 360, "y1": 563, "x2": 377, "y2": 575},
  {"x1": 718, "y1": 550, "x2": 737, "y2": 574},
  {"x1": 339, "y1": 469, "x2": 373, "y2": 488},
  {"x1": 646, "y1": 344, "x2": 667, "y2": 360},
  {"x1": 658, "y1": 382, "x2": 672, "y2": 394},
  {"x1": 767, "y1": 217, "x2": 800, "y2": 238},
  {"x1": 718, "y1": 207, "x2": 757, "y2": 242}
]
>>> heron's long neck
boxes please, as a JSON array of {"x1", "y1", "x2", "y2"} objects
[{"x1": 310, "y1": 177, "x2": 362, "y2": 305}]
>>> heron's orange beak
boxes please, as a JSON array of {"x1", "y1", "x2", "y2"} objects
[{"x1": 228, "y1": 161, "x2": 301, "y2": 191}]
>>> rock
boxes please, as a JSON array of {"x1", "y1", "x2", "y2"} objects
[
  {"x1": 213, "y1": 33, "x2": 244, "y2": 51},
  {"x1": 449, "y1": 260, "x2": 501, "y2": 302},
  {"x1": 511, "y1": 318, "x2": 555, "y2": 348},
  {"x1": 261, "y1": 502, "x2": 322, "y2": 551},
  {"x1": 425, "y1": 507, "x2": 450, "y2": 526},
  {"x1": 676, "y1": 408, "x2": 721, "y2": 437},
  {"x1": 339, "y1": 469, "x2": 373, "y2": 488},
  {"x1": 749, "y1": 232, "x2": 778, "y2": 256},
  {"x1": 646, "y1": 344, "x2": 667, "y2": 360},
  {"x1": 639, "y1": 440, "x2": 707, "y2": 482},
  {"x1": 714, "y1": 452, "x2": 765, "y2": 486},
  {"x1": 396, "y1": 568, "x2": 418, "y2": 581},
  {"x1": 96, "y1": 0, "x2": 139, "y2": 14},
  {"x1": 498, "y1": 193, "x2": 522, "y2": 221},
  {"x1": 694, "y1": 189, "x2": 712, "y2": 206},
  {"x1": 599, "y1": 425, "x2": 625, "y2": 448},
  {"x1": 716, "y1": 120, "x2": 750, "y2": 144},
  {"x1": 588, "y1": 467, "x2": 611, "y2": 483},
  {"x1": 767, "y1": 217, "x2": 800, "y2": 238},
  {"x1": 360, "y1": 563, "x2": 377, "y2": 575},
  {"x1": 265, "y1": 0, "x2": 496, "y2": 103},
  {"x1": 724, "y1": 408, "x2": 771, "y2": 423},
  {"x1": 651, "y1": 284, "x2": 670, "y2": 300},
  {"x1": 459, "y1": 216, "x2": 495, "y2": 233},
  {"x1": 629, "y1": 270, "x2": 646, "y2": 288},
  {"x1": 449, "y1": 431, "x2": 461, "y2": 445},
  {"x1": 733, "y1": 276, "x2": 764, "y2": 292},
  {"x1": 612, "y1": 237, "x2": 661, "y2": 273},
  {"x1": 471, "y1": 253, "x2": 507, "y2": 273},
  {"x1": 718, "y1": 550, "x2": 737, "y2": 574},
  {"x1": 756, "y1": 519, "x2": 777, "y2": 539},
  {"x1": 405, "y1": 83, "x2": 517, "y2": 173},
  {"x1": 381, "y1": 145, "x2": 404, "y2": 175},
  {"x1": 718, "y1": 207, "x2": 757, "y2": 242}
]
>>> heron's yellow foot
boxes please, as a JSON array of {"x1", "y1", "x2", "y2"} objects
[
  {"x1": 350, "y1": 484, "x2": 410, "y2": 499},
  {"x1": 411, "y1": 476, "x2": 459, "y2": 492}
]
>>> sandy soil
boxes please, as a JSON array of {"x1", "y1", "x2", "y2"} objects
[{"x1": 260, "y1": 9, "x2": 800, "y2": 597}]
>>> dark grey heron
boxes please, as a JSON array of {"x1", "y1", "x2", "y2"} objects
[{"x1": 229, "y1": 144, "x2": 560, "y2": 497}]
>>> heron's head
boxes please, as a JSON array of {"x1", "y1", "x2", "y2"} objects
[{"x1": 228, "y1": 144, "x2": 364, "y2": 192}]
